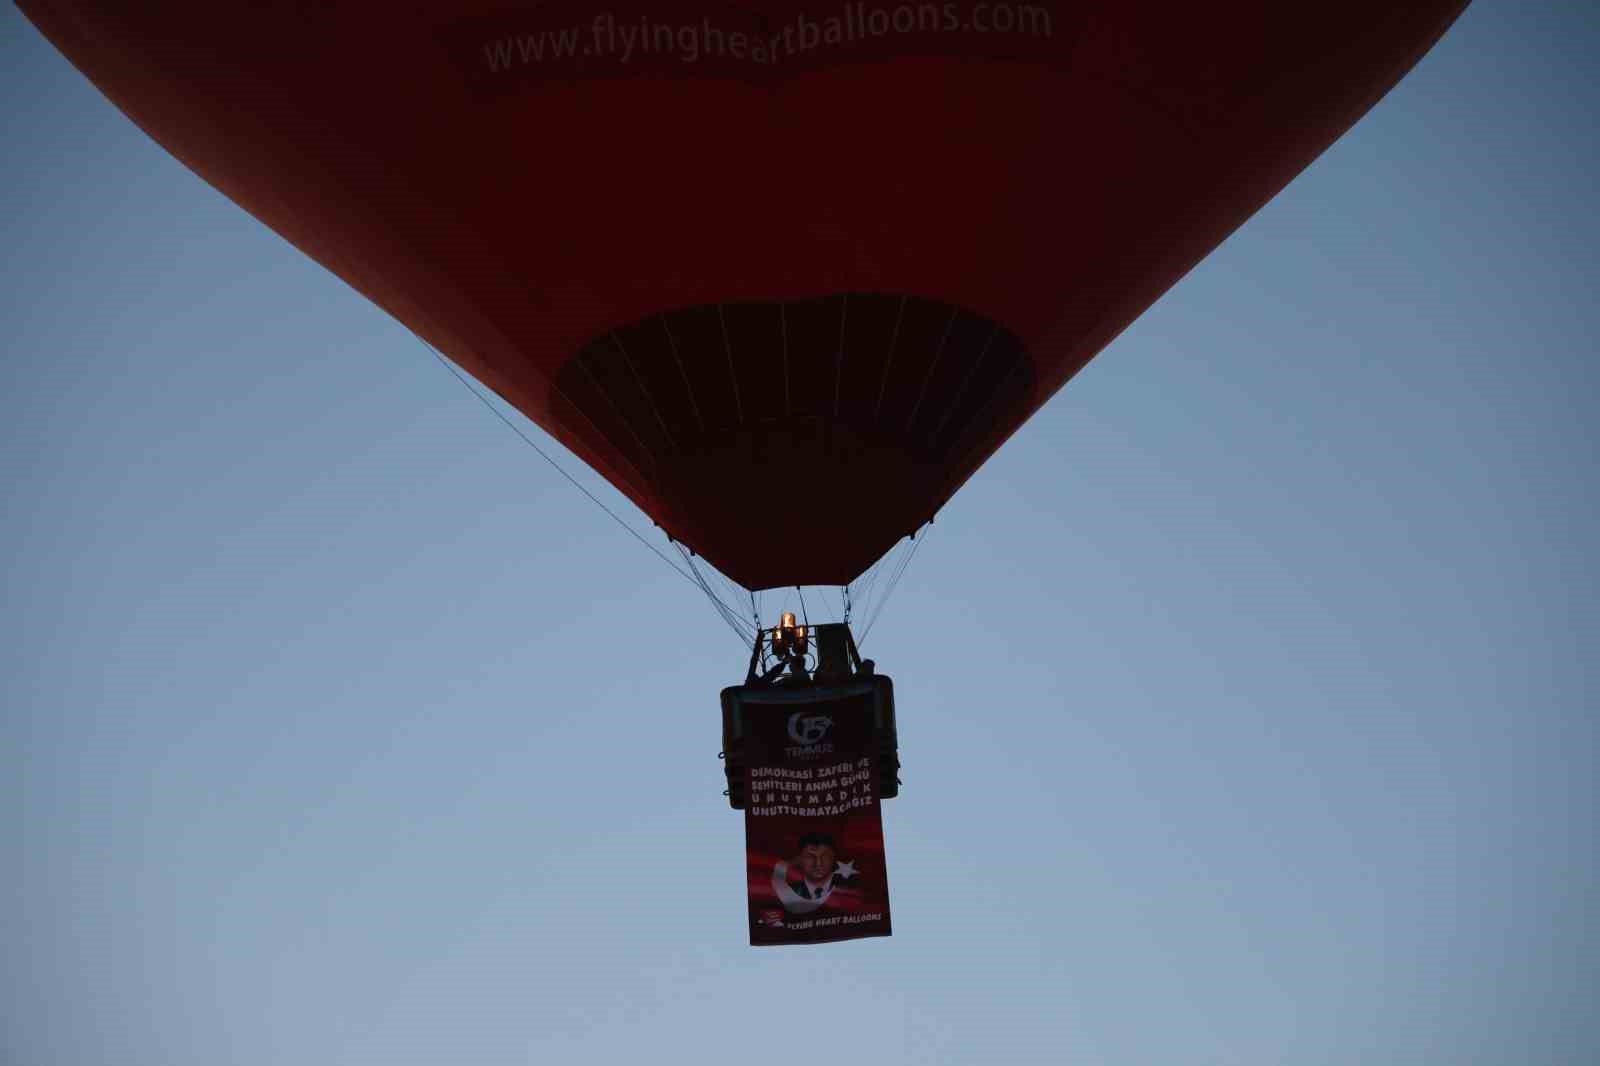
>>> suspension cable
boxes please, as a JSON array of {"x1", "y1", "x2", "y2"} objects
[
  {"x1": 676, "y1": 543, "x2": 758, "y2": 646},
  {"x1": 415, "y1": 333, "x2": 701, "y2": 589},
  {"x1": 853, "y1": 536, "x2": 904, "y2": 625},
  {"x1": 861, "y1": 525, "x2": 930, "y2": 646}
]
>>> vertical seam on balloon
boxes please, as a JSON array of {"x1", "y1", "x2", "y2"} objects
[
  {"x1": 780, "y1": 302, "x2": 790, "y2": 418},
  {"x1": 658, "y1": 314, "x2": 705, "y2": 434},
  {"x1": 934, "y1": 347, "x2": 1030, "y2": 502},
  {"x1": 574, "y1": 348, "x2": 661, "y2": 485},
  {"x1": 530, "y1": 358, "x2": 659, "y2": 502},
  {"x1": 547, "y1": 384, "x2": 657, "y2": 501},
  {"x1": 718, "y1": 303, "x2": 744, "y2": 426},
  {"x1": 906, "y1": 303, "x2": 961, "y2": 436},
  {"x1": 609, "y1": 328, "x2": 678, "y2": 455},
  {"x1": 874, "y1": 294, "x2": 909, "y2": 421},
  {"x1": 931, "y1": 322, "x2": 999, "y2": 446},
  {"x1": 834, "y1": 292, "x2": 849, "y2": 419}
]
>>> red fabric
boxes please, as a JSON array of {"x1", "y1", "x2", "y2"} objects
[{"x1": 20, "y1": 1, "x2": 1470, "y2": 587}]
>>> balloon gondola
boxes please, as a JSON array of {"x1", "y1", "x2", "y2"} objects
[{"x1": 722, "y1": 615, "x2": 899, "y2": 809}]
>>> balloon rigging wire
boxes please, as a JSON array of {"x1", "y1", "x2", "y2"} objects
[
  {"x1": 861, "y1": 525, "x2": 929, "y2": 646},
  {"x1": 873, "y1": 294, "x2": 908, "y2": 421},
  {"x1": 657, "y1": 314, "x2": 705, "y2": 433},
  {"x1": 693, "y1": 556, "x2": 751, "y2": 638},
  {"x1": 717, "y1": 303, "x2": 744, "y2": 426},
  {"x1": 414, "y1": 334, "x2": 743, "y2": 612},
  {"x1": 906, "y1": 303, "x2": 960, "y2": 434},
  {"x1": 414, "y1": 333, "x2": 763, "y2": 643},
  {"x1": 833, "y1": 293, "x2": 849, "y2": 418},
  {"x1": 675, "y1": 543, "x2": 760, "y2": 645},
  {"x1": 716, "y1": 567, "x2": 750, "y2": 623},
  {"x1": 853, "y1": 538, "x2": 901, "y2": 621},
  {"x1": 608, "y1": 328, "x2": 679, "y2": 453}
]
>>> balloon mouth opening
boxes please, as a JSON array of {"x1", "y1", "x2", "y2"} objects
[{"x1": 549, "y1": 292, "x2": 1034, "y2": 588}]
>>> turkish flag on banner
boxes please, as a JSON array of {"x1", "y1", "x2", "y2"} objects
[{"x1": 741, "y1": 689, "x2": 892, "y2": 946}]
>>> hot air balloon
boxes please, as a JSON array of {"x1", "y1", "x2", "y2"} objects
[{"x1": 20, "y1": 1, "x2": 1471, "y2": 811}]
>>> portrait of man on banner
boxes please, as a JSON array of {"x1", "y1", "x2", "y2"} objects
[
  {"x1": 739, "y1": 687, "x2": 893, "y2": 945},
  {"x1": 770, "y1": 831, "x2": 859, "y2": 915}
]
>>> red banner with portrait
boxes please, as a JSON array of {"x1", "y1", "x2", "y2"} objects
[{"x1": 741, "y1": 688, "x2": 892, "y2": 946}]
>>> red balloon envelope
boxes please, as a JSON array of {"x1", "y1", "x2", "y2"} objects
[{"x1": 21, "y1": 1, "x2": 1469, "y2": 589}]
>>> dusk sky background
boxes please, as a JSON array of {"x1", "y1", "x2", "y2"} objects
[{"x1": 4, "y1": 3, "x2": 1596, "y2": 1064}]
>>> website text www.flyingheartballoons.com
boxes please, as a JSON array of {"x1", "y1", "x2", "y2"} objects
[{"x1": 481, "y1": 3, "x2": 1055, "y2": 73}]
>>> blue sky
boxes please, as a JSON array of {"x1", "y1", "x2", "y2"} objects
[{"x1": 4, "y1": 3, "x2": 1595, "y2": 1064}]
